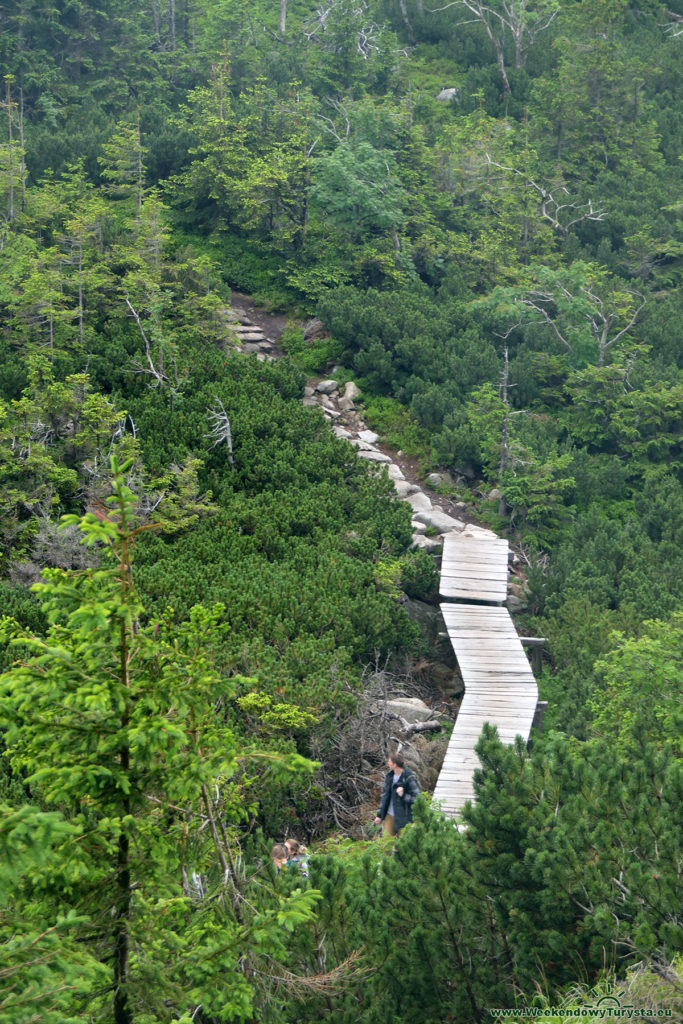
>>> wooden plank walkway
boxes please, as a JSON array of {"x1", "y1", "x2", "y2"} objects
[
  {"x1": 432, "y1": 538, "x2": 539, "y2": 821},
  {"x1": 439, "y1": 533, "x2": 510, "y2": 602}
]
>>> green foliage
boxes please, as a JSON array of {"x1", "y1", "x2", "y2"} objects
[
  {"x1": 0, "y1": 463, "x2": 321, "y2": 1021},
  {"x1": 590, "y1": 612, "x2": 683, "y2": 753}
]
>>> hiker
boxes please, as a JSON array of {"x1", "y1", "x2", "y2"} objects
[
  {"x1": 284, "y1": 838, "x2": 310, "y2": 877},
  {"x1": 374, "y1": 752, "x2": 420, "y2": 836},
  {"x1": 271, "y1": 843, "x2": 289, "y2": 873}
]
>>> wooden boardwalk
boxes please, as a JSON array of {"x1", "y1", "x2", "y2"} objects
[
  {"x1": 440, "y1": 533, "x2": 510, "y2": 603},
  {"x1": 432, "y1": 535, "x2": 539, "y2": 820}
]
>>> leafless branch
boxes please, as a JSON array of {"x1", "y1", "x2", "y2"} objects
[
  {"x1": 205, "y1": 398, "x2": 234, "y2": 464},
  {"x1": 126, "y1": 295, "x2": 169, "y2": 388},
  {"x1": 484, "y1": 154, "x2": 607, "y2": 236}
]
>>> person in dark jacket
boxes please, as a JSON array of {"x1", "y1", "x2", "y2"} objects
[{"x1": 374, "y1": 753, "x2": 420, "y2": 836}]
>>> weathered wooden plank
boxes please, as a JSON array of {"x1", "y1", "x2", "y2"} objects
[
  {"x1": 459, "y1": 701, "x2": 538, "y2": 712},
  {"x1": 440, "y1": 563, "x2": 507, "y2": 577},
  {"x1": 440, "y1": 560, "x2": 509, "y2": 573},
  {"x1": 465, "y1": 687, "x2": 538, "y2": 696},
  {"x1": 457, "y1": 653, "x2": 531, "y2": 664},
  {"x1": 458, "y1": 707, "x2": 536, "y2": 717},
  {"x1": 441, "y1": 585, "x2": 507, "y2": 600},
  {"x1": 443, "y1": 538, "x2": 508, "y2": 552},
  {"x1": 445, "y1": 609, "x2": 515, "y2": 619},
  {"x1": 441, "y1": 580, "x2": 509, "y2": 593},
  {"x1": 441, "y1": 569, "x2": 509, "y2": 582},
  {"x1": 445, "y1": 623, "x2": 515, "y2": 630},
  {"x1": 460, "y1": 670, "x2": 532, "y2": 679},
  {"x1": 441, "y1": 577, "x2": 507, "y2": 589},
  {"x1": 443, "y1": 537, "x2": 508, "y2": 550},
  {"x1": 461, "y1": 671, "x2": 535, "y2": 681},
  {"x1": 459, "y1": 662, "x2": 533, "y2": 671},
  {"x1": 444, "y1": 610, "x2": 511, "y2": 618},
  {"x1": 442, "y1": 607, "x2": 511, "y2": 618}
]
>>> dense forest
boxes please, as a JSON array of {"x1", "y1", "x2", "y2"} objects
[{"x1": 0, "y1": 0, "x2": 681, "y2": 1020}]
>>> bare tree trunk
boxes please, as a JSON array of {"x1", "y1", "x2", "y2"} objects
[
  {"x1": 398, "y1": 0, "x2": 415, "y2": 41},
  {"x1": 498, "y1": 347, "x2": 510, "y2": 519},
  {"x1": 6, "y1": 78, "x2": 14, "y2": 223},
  {"x1": 151, "y1": 0, "x2": 161, "y2": 44},
  {"x1": 280, "y1": 0, "x2": 287, "y2": 36},
  {"x1": 169, "y1": 0, "x2": 176, "y2": 50},
  {"x1": 18, "y1": 87, "x2": 26, "y2": 213},
  {"x1": 135, "y1": 114, "x2": 144, "y2": 220}
]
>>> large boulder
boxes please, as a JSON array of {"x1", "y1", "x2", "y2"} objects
[
  {"x1": 344, "y1": 381, "x2": 362, "y2": 400},
  {"x1": 394, "y1": 479, "x2": 414, "y2": 498},
  {"x1": 411, "y1": 535, "x2": 443, "y2": 553},
  {"x1": 357, "y1": 449, "x2": 391, "y2": 463},
  {"x1": 315, "y1": 379, "x2": 338, "y2": 395},
  {"x1": 425, "y1": 472, "x2": 454, "y2": 489},
  {"x1": 407, "y1": 491, "x2": 432, "y2": 512},
  {"x1": 385, "y1": 697, "x2": 447, "y2": 725},
  {"x1": 412, "y1": 509, "x2": 465, "y2": 534}
]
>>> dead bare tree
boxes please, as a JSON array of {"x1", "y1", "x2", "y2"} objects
[
  {"x1": 663, "y1": 9, "x2": 683, "y2": 36},
  {"x1": 303, "y1": 0, "x2": 382, "y2": 58},
  {"x1": 427, "y1": 0, "x2": 559, "y2": 94},
  {"x1": 205, "y1": 398, "x2": 235, "y2": 465},
  {"x1": 484, "y1": 154, "x2": 607, "y2": 236},
  {"x1": 126, "y1": 295, "x2": 184, "y2": 407}
]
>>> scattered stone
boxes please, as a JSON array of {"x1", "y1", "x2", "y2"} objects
[
  {"x1": 303, "y1": 386, "x2": 315, "y2": 397},
  {"x1": 344, "y1": 381, "x2": 361, "y2": 400},
  {"x1": 315, "y1": 379, "x2": 338, "y2": 395},
  {"x1": 436, "y1": 87, "x2": 458, "y2": 101},
  {"x1": 411, "y1": 520, "x2": 427, "y2": 534},
  {"x1": 425, "y1": 472, "x2": 448, "y2": 489},
  {"x1": 384, "y1": 697, "x2": 447, "y2": 725},
  {"x1": 506, "y1": 594, "x2": 526, "y2": 613},
  {"x1": 394, "y1": 480, "x2": 413, "y2": 498},
  {"x1": 241, "y1": 342, "x2": 263, "y2": 354},
  {"x1": 412, "y1": 534, "x2": 443, "y2": 553},
  {"x1": 488, "y1": 488, "x2": 502, "y2": 500},
  {"x1": 323, "y1": 407, "x2": 342, "y2": 419},
  {"x1": 358, "y1": 429, "x2": 379, "y2": 443},
  {"x1": 302, "y1": 397, "x2": 318, "y2": 407},
  {"x1": 387, "y1": 464, "x2": 405, "y2": 481},
  {"x1": 454, "y1": 502, "x2": 468, "y2": 511},
  {"x1": 507, "y1": 581, "x2": 526, "y2": 600},
  {"x1": 337, "y1": 397, "x2": 355, "y2": 412},
  {"x1": 412, "y1": 509, "x2": 465, "y2": 534},
  {"x1": 357, "y1": 449, "x2": 391, "y2": 463},
  {"x1": 407, "y1": 491, "x2": 432, "y2": 512},
  {"x1": 462, "y1": 524, "x2": 499, "y2": 541}
]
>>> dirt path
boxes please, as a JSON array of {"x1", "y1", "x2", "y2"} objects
[{"x1": 229, "y1": 291, "x2": 290, "y2": 349}]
